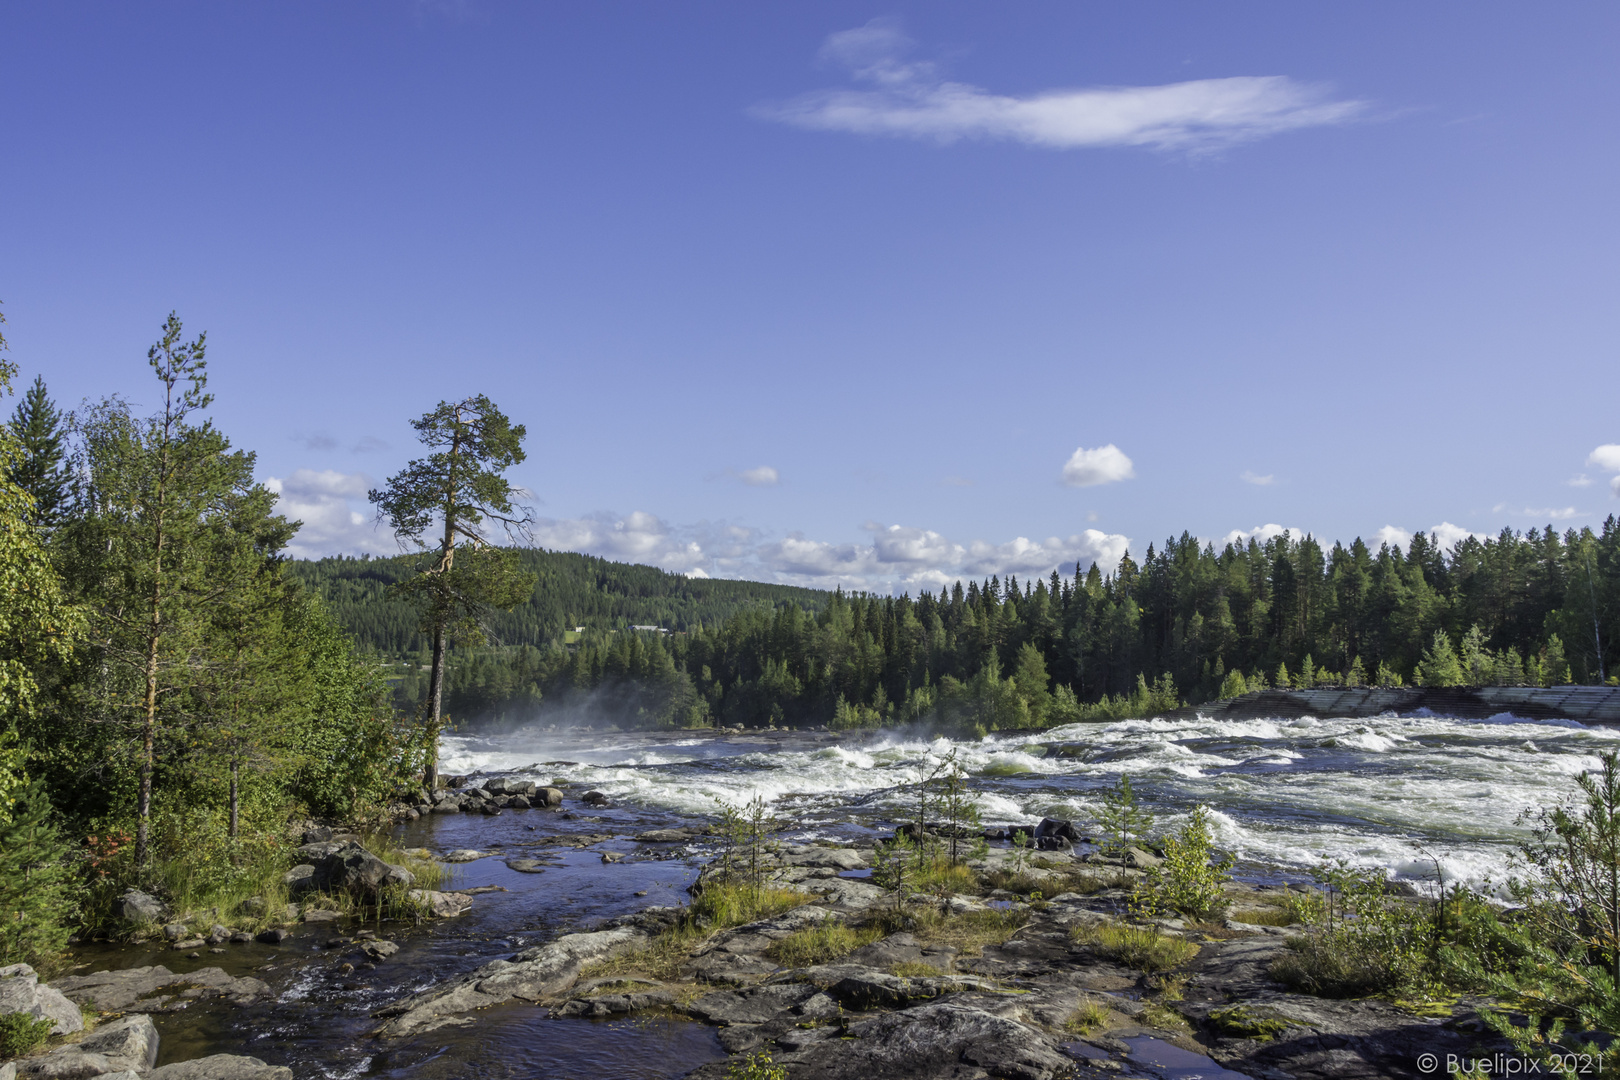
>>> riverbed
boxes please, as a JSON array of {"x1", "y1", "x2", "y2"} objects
[{"x1": 69, "y1": 708, "x2": 1619, "y2": 1079}]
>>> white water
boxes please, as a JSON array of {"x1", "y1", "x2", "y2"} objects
[{"x1": 441, "y1": 711, "x2": 1620, "y2": 891}]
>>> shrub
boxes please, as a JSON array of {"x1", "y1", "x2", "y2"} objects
[
  {"x1": 0, "y1": 1012, "x2": 55, "y2": 1058},
  {"x1": 1064, "y1": 998, "x2": 1111, "y2": 1034},
  {"x1": 0, "y1": 777, "x2": 77, "y2": 971},
  {"x1": 1269, "y1": 861, "x2": 1437, "y2": 998},
  {"x1": 726, "y1": 1052, "x2": 787, "y2": 1080},
  {"x1": 1135, "y1": 805, "x2": 1233, "y2": 920},
  {"x1": 1093, "y1": 775, "x2": 1154, "y2": 856}
]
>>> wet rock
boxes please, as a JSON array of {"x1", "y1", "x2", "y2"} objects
[
  {"x1": 555, "y1": 989, "x2": 674, "y2": 1018},
  {"x1": 373, "y1": 925, "x2": 647, "y2": 1036},
  {"x1": 1033, "y1": 817, "x2": 1082, "y2": 848},
  {"x1": 600, "y1": 852, "x2": 625, "y2": 864},
  {"x1": 303, "y1": 909, "x2": 343, "y2": 924},
  {"x1": 534, "y1": 787, "x2": 564, "y2": 807},
  {"x1": 408, "y1": 889, "x2": 474, "y2": 918},
  {"x1": 508, "y1": 795, "x2": 531, "y2": 809},
  {"x1": 505, "y1": 858, "x2": 548, "y2": 873},
  {"x1": 0, "y1": 962, "x2": 84, "y2": 1035},
  {"x1": 635, "y1": 828, "x2": 697, "y2": 844},
  {"x1": 256, "y1": 928, "x2": 289, "y2": 944},
  {"x1": 116, "y1": 890, "x2": 169, "y2": 925},
  {"x1": 442, "y1": 849, "x2": 487, "y2": 863},
  {"x1": 431, "y1": 799, "x2": 462, "y2": 813},
  {"x1": 360, "y1": 940, "x2": 400, "y2": 961},
  {"x1": 229, "y1": 932, "x2": 253, "y2": 944},
  {"x1": 162, "y1": 923, "x2": 187, "y2": 941},
  {"x1": 580, "y1": 790, "x2": 611, "y2": 807},
  {"x1": 50, "y1": 965, "x2": 271, "y2": 1012},
  {"x1": 778, "y1": 845, "x2": 866, "y2": 871},
  {"x1": 480, "y1": 803, "x2": 502, "y2": 816},
  {"x1": 207, "y1": 925, "x2": 230, "y2": 945},
  {"x1": 147, "y1": 1054, "x2": 292, "y2": 1079},
  {"x1": 171, "y1": 938, "x2": 207, "y2": 951}
]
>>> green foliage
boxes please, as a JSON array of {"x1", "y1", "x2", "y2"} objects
[
  {"x1": 872, "y1": 833, "x2": 916, "y2": 913},
  {"x1": 1208, "y1": 1005, "x2": 1290, "y2": 1041},
  {"x1": 1416, "y1": 630, "x2": 1466, "y2": 687},
  {"x1": 1271, "y1": 860, "x2": 1446, "y2": 998},
  {"x1": 712, "y1": 794, "x2": 780, "y2": 897},
  {"x1": 764, "y1": 920, "x2": 880, "y2": 967},
  {"x1": 0, "y1": 1011, "x2": 56, "y2": 1058},
  {"x1": 0, "y1": 776, "x2": 77, "y2": 971},
  {"x1": 725, "y1": 1051, "x2": 788, "y2": 1080},
  {"x1": 7, "y1": 375, "x2": 71, "y2": 530},
  {"x1": 1093, "y1": 775, "x2": 1155, "y2": 857},
  {"x1": 1135, "y1": 805, "x2": 1234, "y2": 920}
]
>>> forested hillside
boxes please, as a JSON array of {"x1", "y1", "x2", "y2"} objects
[
  {"x1": 369, "y1": 520, "x2": 1620, "y2": 732},
  {"x1": 288, "y1": 549, "x2": 830, "y2": 652}
]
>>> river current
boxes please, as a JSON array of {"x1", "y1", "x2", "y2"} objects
[{"x1": 85, "y1": 708, "x2": 1618, "y2": 1079}]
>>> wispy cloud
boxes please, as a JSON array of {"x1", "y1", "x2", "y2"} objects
[
  {"x1": 1496, "y1": 503, "x2": 1580, "y2": 521},
  {"x1": 1061, "y1": 444, "x2": 1135, "y2": 487},
  {"x1": 1568, "y1": 474, "x2": 1594, "y2": 488},
  {"x1": 739, "y1": 465, "x2": 780, "y2": 487},
  {"x1": 755, "y1": 20, "x2": 1366, "y2": 154},
  {"x1": 1240, "y1": 470, "x2": 1275, "y2": 486}
]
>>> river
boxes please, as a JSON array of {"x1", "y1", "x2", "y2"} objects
[{"x1": 80, "y1": 708, "x2": 1618, "y2": 1079}]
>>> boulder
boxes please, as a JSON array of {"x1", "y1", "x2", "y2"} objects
[
  {"x1": 408, "y1": 890, "x2": 474, "y2": 918},
  {"x1": 207, "y1": 925, "x2": 230, "y2": 945},
  {"x1": 1033, "y1": 817, "x2": 1082, "y2": 845},
  {"x1": 534, "y1": 787, "x2": 564, "y2": 807},
  {"x1": 555, "y1": 989, "x2": 673, "y2": 1018},
  {"x1": 161, "y1": 923, "x2": 187, "y2": 942},
  {"x1": 147, "y1": 1055, "x2": 292, "y2": 1080},
  {"x1": 508, "y1": 795, "x2": 531, "y2": 809},
  {"x1": 256, "y1": 928, "x2": 289, "y2": 944},
  {"x1": 479, "y1": 803, "x2": 502, "y2": 817},
  {"x1": 283, "y1": 865, "x2": 317, "y2": 895},
  {"x1": 0, "y1": 963, "x2": 84, "y2": 1035},
  {"x1": 636, "y1": 829, "x2": 696, "y2": 844},
  {"x1": 116, "y1": 890, "x2": 168, "y2": 925},
  {"x1": 312, "y1": 846, "x2": 414, "y2": 896},
  {"x1": 301, "y1": 826, "x2": 334, "y2": 844},
  {"x1": 373, "y1": 925, "x2": 646, "y2": 1036},
  {"x1": 60, "y1": 1012, "x2": 159, "y2": 1073},
  {"x1": 360, "y1": 940, "x2": 400, "y2": 961},
  {"x1": 441, "y1": 849, "x2": 486, "y2": 863},
  {"x1": 49, "y1": 965, "x2": 270, "y2": 1013},
  {"x1": 581, "y1": 790, "x2": 611, "y2": 807},
  {"x1": 505, "y1": 859, "x2": 548, "y2": 873},
  {"x1": 1126, "y1": 846, "x2": 1163, "y2": 869},
  {"x1": 431, "y1": 801, "x2": 461, "y2": 814}
]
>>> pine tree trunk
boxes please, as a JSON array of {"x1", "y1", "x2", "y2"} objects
[{"x1": 424, "y1": 623, "x2": 445, "y2": 791}]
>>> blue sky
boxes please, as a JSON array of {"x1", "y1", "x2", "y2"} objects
[{"x1": 6, "y1": 2, "x2": 1619, "y2": 591}]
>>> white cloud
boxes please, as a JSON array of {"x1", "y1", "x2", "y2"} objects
[
  {"x1": 266, "y1": 469, "x2": 389, "y2": 559},
  {"x1": 1522, "y1": 506, "x2": 1580, "y2": 521},
  {"x1": 1240, "y1": 471, "x2": 1275, "y2": 486},
  {"x1": 531, "y1": 510, "x2": 707, "y2": 574},
  {"x1": 1567, "y1": 474, "x2": 1593, "y2": 488},
  {"x1": 1588, "y1": 445, "x2": 1620, "y2": 497},
  {"x1": 756, "y1": 22, "x2": 1365, "y2": 154},
  {"x1": 1374, "y1": 525, "x2": 1412, "y2": 550},
  {"x1": 1061, "y1": 444, "x2": 1135, "y2": 488},
  {"x1": 1588, "y1": 445, "x2": 1620, "y2": 472},
  {"x1": 739, "y1": 465, "x2": 780, "y2": 487},
  {"x1": 1221, "y1": 523, "x2": 1298, "y2": 548},
  {"x1": 1428, "y1": 522, "x2": 1486, "y2": 552},
  {"x1": 960, "y1": 531, "x2": 1130, "y2": 578}
]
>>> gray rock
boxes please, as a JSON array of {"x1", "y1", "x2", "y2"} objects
[
  {"x1": 147, "y1": 1054, "x2": 292, "y2": 1080},
  {"x1": 508, "y1": 795, "x2": 531, "y2": 809},
  {"x1": 407, "y1": 890, "x2": 474, "y2": 918},
  {"x1": 360, "y1": 940, "x2": 400, "y2": 960},
  {"x1": 845, "y1": 932, "x2": 956, "y2": 973},
  {"x1": 555, "y1": 989, "x2": 674, "y2": 1018},
  {"x1": 256, "y1": 928, "x2": 289, "y2": 944},
  {"x1": 373, "y1": 925, "x2": 647, "y2": 1036},
  {"x1": 73, "y1": 1012, "x2": 159, "y2": 1072},
  {"x1": 687, "y1": 983, "x2": 819, "y2": 1025},
  {"x1": 161, "y1": 923, "x2": 187, "y2": 942},
  {"x1": 311, "y1": 846, "x2": 414, "y2": 896},
  {"x1": 480, "y1": 803, "x2": 502, "y2": 816},
  {"x1": 534, "y1": 787, "x2": 564, "y2": 807},
  {"x1": 207, "y1": 925, "x2": 230, "y2": 945},
  {"x1": 0, "y1": 1063, "x2": 14, "y2": 1080},
  {"x1": 430, "y1": 800, "x2": 462, "y2": 814},
  {"x1": 302, "y1": 909, "x2": 342, "y2": 924},
  {"x1": 504, "y1": 859, "x2": 548, "y2": 873},
  {"x1": 282, "y1": 865, "x2": 316, "y2": 894},
  {"x1": 302, "y1": 826, "x2": 334, "y2": 844},
  {"x1": 116, "y1": 890, "x2": 169, "y2": 925},
  {"x1": 49, "y1": 965, "x2": 270, "y2": 1013},
  {"x1": 229, "y1": 932, "x2": 253, "y2": 944},
  {"x1": 441, "y1": 849, "x2": 486, "y2": 863},
  {"x1": 0, "y1": 963, "x2": 84, "y2": 1035},
  {"x1": 635, "y1": 829, "x2": 696, "y2": 844},
  {"x1": 779, "y1": 846, "x2": 866, "y2": 871},
  {"x1": 580, "y1": 790, "x2": 611, "y2": 807},
  {"x1": 1126, "y1": 846, "x2": 1163, "y2": 869}
]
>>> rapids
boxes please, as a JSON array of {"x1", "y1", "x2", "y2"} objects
[{"x1": 442, "y1": 709, "x2": 1620, "y2": 891}]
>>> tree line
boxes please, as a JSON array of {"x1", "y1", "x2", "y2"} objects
[{"x1": 370, "y1": 519, "x2": 1619, "y2": 733}]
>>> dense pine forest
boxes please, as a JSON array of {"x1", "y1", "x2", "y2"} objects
[{"x1": 314, "y1": 521, "x2": 1620, "y2": 733}]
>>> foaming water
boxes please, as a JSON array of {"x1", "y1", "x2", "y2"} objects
[{"x1": 445, "y1": 711, "x2": 1620, "y2": 889}]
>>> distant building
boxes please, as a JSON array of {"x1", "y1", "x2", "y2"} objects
[{"x1": 629, "y1": 625, "x2": 669, "y2": 634}]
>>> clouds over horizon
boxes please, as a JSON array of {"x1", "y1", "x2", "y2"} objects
[
  {"x1": 755, "y1": 20, "x2": 1365, "y2": 154},
  {"x1": 266, "y1": 469, "x2": 389, "y2": 559}
]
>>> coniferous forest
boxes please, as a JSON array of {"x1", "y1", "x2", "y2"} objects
[{"x1": 297, "y1": 521, "x2": 1620, "y2": 734}]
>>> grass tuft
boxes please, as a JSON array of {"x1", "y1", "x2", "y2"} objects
[
  {"x1": 1064, "y1": 998, "x2": 1112, "y2": 1035},
  {"x1": 764, "y1": 921, "x2": 880, "y2": 968},
  {"x1": 1071, "y1": 922, "x2": 1199, "y2": 973}
]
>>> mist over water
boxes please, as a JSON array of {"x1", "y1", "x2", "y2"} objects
[{"x1": 442, "y1": 710, "x2": 1620, "y2": 890}]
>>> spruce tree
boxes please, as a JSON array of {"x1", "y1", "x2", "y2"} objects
[{"x1": 8, "y1": 376, "x2": 70, "y2": 529}]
